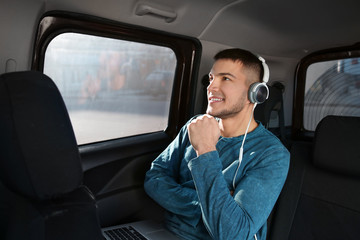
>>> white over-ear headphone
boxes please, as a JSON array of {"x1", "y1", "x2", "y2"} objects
[{"x1": 248, "y1": 56, "x2": 269, "y2": 104}]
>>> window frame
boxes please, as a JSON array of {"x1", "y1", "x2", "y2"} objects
[
  {"x1": 32, "y1": 11, "x2": 202, "y2": 143},
  {"x1": 293, "y1": 43, "x2": 360, "y2": 140}
]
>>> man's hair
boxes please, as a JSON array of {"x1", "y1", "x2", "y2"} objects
[{"x1": 214, "y1": 48, "x2": 263, "y2": 85}]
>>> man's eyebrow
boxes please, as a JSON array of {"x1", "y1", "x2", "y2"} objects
[{"x1": 215, "y1": 72, "x2": 236, "y2": 78}]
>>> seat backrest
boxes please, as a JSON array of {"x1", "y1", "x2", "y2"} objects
[
  {"x1": 0, "y1": 71, "x2": 82, "y2": 199},
  {"x1": 268, "y1": 115, "x2": 360, "y2": 240},
  {"x1": 254, "y1": 84, "x2": 286, "y2": 143},
  {"x1": 0, "y1": 71, "x2": 102, "y2": 240}
]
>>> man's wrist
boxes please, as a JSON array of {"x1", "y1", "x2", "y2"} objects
[{"x1": 196, "y1": 147, "x2": 217, "y2": 157}]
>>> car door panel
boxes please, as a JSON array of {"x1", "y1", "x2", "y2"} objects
[{"x1": 80, "y1": 132, "x2": 171, "y2": 226}]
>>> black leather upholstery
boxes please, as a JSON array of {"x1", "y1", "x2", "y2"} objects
[
  {"x1": 0, "y1": 71, "x2": 103, "y2": 240},
  {"x1": 254, "y1": 84, "x2": 286, "y2": 143},
  {"x1": 268, "y1": 115, "x2": 360, "y2": 240},
  {"x1": 313, "y1": 116, "x2": 360, "y2": 176}
]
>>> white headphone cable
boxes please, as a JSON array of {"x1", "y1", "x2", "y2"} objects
[{"x1": 232, "y1": 103, "x2": 257, "y2": 190}]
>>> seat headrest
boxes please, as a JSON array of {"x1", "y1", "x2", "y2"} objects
[
  {"x1": 0, "y1": 71, "x2": 83, "y2": 200},
  {"x1": 254, "y1": 85, "x2": 283, "y2": 127},
  {"x1": 313, "y1": 115, "x2": 360, "y2": 176}
]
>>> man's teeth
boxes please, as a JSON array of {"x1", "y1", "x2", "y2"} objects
[{"x1": 212, "y1": 98, "x2": 222, "y2": 101}]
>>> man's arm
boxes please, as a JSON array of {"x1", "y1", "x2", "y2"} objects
[
  {"x1": 188, "y1": 149, "x2": 289, "y2": 239},
  {"x1": 144, "y1": 125, "x2": 202, "y2": 227}
]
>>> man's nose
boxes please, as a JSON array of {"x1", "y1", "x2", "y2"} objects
[{"x1": 207, "y1": 77, "x2": 220, "y2": 91}]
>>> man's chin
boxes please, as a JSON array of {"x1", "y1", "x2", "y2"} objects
[
  {"x1": 206, "y1": 109, "x2": 237, "y2": 120},
  {"x1": 206, "y1": 109, "x2": 221, "y2": 118},
  {"x1": 205, "y1": 109, "x2": 215, "y2": 117}
]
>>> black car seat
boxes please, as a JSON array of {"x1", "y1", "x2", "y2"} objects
[
  {"x1": 268, "y1": 115, "x2": 360, "y2": 240},
  {"x1": 0, "y1": 71, "x2": 103, "y2": 240},
  {"x1": 254, "y1": 83, "x2": 287, "y2": 145}
]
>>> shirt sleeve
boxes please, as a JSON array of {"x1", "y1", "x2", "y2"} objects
[
  {"x1": 144, "y1": 125, "x2": 202, "y2": 227},
  {"x1": 188, "y1": 147, "x2": 289, "y2": 240}
]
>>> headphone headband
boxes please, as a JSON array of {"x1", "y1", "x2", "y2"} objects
[
  {"x1": 248, "y1": 54, "x2": 270, "y2": 104},
  {"x1": 257, "y1": 56, "x2": 269, "y2": 83}
]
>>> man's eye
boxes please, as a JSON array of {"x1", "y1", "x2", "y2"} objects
[{"x1": 223, "y1": 76, "x2": 230, "y2": 81}]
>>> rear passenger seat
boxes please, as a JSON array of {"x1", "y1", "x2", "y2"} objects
[
  {"x1": 254, "y1": 84, "x2": 287, "y2": 146},
  {"x1": 268, "y1": 115, "x2": 360, "y2": 240}
]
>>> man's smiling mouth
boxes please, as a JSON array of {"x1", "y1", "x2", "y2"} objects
[{"x1": 209, "y1": 96, "x2": 224, "y2": 102}]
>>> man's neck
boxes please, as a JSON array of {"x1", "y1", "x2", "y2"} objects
[{"x1": 218, "y1": 105, "x2": 258, "y2": 138}]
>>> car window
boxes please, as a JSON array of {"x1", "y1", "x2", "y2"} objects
[
  {"x1": 304, "y1": 57, "x2": 360, "y2": 131},
  {"x1": 43, "y1": 33, "x2": 176, "y2": 144}
]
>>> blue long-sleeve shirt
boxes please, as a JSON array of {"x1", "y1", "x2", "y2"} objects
[{"x1": 144, "y1": 118, "x2": 289, "y2": 240}]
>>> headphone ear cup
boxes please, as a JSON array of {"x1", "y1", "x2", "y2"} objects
[{"x1": 248, "y1": 82, "x2": 269, "y2": 104}]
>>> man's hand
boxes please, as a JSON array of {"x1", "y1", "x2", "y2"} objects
[{"x1": 187, "y1": 115, "x2": 220, "y2": 156}]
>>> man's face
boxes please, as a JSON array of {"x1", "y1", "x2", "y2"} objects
[{"x1": 206, "y1": 59, "x2": 249, "y2": 119}]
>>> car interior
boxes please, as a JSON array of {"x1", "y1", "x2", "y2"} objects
[{"x1": 1, "y1": 0, "x2": 360, "y2": 239}]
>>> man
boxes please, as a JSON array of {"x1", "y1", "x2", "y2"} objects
[{"x1": 144, "y1": 48, "x2": 289, "y2": 240}]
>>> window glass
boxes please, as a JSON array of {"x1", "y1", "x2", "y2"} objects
[
  {"x1": 44, "y1": 33, "x2": 176, "y2": 144},
  {"x1": 304, "y1": 57, "x2": 360, "y2": 130}
]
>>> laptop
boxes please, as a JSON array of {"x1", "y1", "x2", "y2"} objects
[{"x1": 102, "y1": 220, "x2": 182, "y2": 240}]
